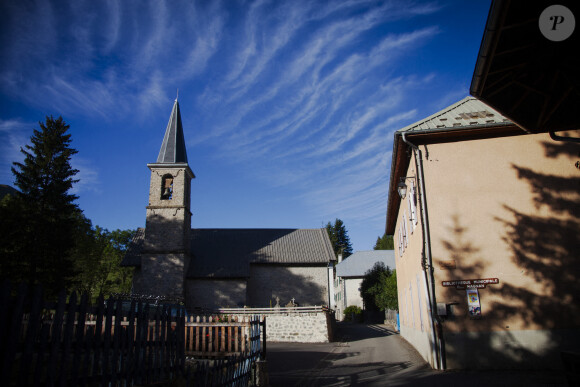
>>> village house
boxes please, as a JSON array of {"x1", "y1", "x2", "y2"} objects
[
  {"x1": 121, "y1": 99, "x2": 336, "y2": 310},
  {"x1": 333, "y1": 250, "x2": 395, "y2": 321},
  {"x1": 386, "y1": 96, "x2": 579, "y2": 370},
  {"x1": 386, "y1": 0, "x2": 579, "y2": 371}
]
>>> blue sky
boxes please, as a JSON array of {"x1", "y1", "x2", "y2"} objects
[{"x1": 0, "y1": 0, "x2": 491, "y2": 252}]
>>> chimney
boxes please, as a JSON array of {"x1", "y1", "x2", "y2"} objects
[{"x1": 337, "y1": 253, "x2": 343, "y2": 263}]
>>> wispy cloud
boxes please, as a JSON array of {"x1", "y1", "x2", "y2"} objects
[
  {"x1": 0, "y1": 119, "x2": 30, "y2": 182},
  {"x1": 1, "y1": 0, "x2": 468, "y2": 248},
  {"x1": 0, "y1": 119, "x2": 101, "y2": 194},
  {"x1": 71, "y1": 156, "x2": 101, "y2": 195}
]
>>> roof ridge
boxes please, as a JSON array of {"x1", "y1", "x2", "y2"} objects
[{"x1": 397, "y1": 96, "x2": 512, "y2": 133}]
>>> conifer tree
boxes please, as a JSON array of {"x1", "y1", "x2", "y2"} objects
[
  {"x1": 7, "y1": 116, "x2": 80, "y2": 295},
  {"x1": 325, "y1": 218, "x2": 353, "y2": 259},
  {"x1": 374, "y1": 233, "x2": 394, "y2": 250}
]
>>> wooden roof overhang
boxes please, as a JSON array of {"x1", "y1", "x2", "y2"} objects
[{"x1": 470, "y1": 0, "x2": 580, "y2": 133}]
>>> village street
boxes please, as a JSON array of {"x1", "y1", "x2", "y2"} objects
[{"x1": 267, "y1": 323, "x2": 567, "y2": 386}]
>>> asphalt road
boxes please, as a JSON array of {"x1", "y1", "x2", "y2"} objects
[{"x1": 266, "y1": 323, "x2": 567, "y2": 386}]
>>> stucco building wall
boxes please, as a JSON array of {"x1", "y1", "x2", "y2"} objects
[
  {"x1": 394, "y1": 148, "x2": 436, "y2": 367},
  {"x1": 343, "y1": 278, "x2": 363, "y2": 309},
  {"x1": 395, "y1": 130, "x2": 580, "y2": 369}
]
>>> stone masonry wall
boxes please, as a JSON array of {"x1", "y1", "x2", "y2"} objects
[
  {"x1": 138, "y1": 253, "x2": 186, "y2": 299},
  {"x1": 186, "y1": 279, "x2": 247, "y2": 310},
  {"x1": 265, "y1": 311, "x2": 333, "y2": 343},
  {"x1": 247, "y1": 265, "x2": 329, "y2": 307}
]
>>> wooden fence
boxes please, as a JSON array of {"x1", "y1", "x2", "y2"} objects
[
  {"x1": 218, "y1": 305, "x2": 326, "y2": 315},
  {"x1": 184, "y1": 315, "x2": 264, "y2": 358},
  {"x1": 1, "y1": 282, "x2": 185, "y2": 386},
  {"x1": 1, "y1": 282, "x2": 266, "y2": 386},
  {"x1": 185, "y1": 317, "x2": 263, "y2": 387}
]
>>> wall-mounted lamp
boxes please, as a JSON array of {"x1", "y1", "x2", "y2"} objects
[{"x1": 397, "y1": 176, "x2": 415, "y2": 199}]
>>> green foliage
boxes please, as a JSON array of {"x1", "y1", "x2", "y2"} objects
[
  {"x1": 0, "y1": 116, "x2": 80, "y2": 296},
  {"x1": 374, "y1": 233, "x2": 394, "y2": 250},
  {"x1": 0, "y1": 116, "x2": 134, "y2": 301},
  {"x1": 325, "y1": 218, "x2": 353, "y2": 259},
  {"x1": 343, "y1": 305, "x2": 362, "y2": 322},
  {"x1": 70, "y1": 218, "x2": 135, "y2": 302},
  {"x1": 360, "y1": 262, "x2": 398, "y2": 311}
]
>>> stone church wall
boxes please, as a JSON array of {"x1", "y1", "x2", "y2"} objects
[
  {"x1": 247, "y1": 265, "x2": 329, "y2": 307},
  {"x1": 186, "y1": 279, "x2": 247, "y2": 309},
  {"x1": 140, "y1": 253, "x2": 186, "y2": 299}
]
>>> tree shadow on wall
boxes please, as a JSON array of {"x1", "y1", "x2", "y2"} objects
[{"x1": 439, "y1": 140, "x2": 580, "y2": 370}]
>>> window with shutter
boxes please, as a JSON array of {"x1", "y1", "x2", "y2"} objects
[
  {"x1": 408, "y1": 191, "x2": 414, "y2": 234},
  {"x1": 410, "y1": 181, "x2": 418, "y2": 228},
  {"x1": 398, "y1": 227, "x2": 403, "y2": 256},
  {"x1": 403, "y1": 211, "x2": 408, "y2": 248}
]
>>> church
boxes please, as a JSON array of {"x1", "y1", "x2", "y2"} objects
[{"x1": 121, "y1": 99, "x2": 336, "y2": 310}]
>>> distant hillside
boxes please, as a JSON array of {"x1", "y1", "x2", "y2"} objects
[{"x1": 0, "y1": 184, "x2": 18, "y2": 200}]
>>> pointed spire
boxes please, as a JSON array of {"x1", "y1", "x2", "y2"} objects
[{"x1": 157, "y1": 98, "x2": 188, "y2": 164}]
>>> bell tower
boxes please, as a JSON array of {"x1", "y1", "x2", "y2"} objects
[{"x1": 140, "y1": 98, "x2": 194, "y2": 300}]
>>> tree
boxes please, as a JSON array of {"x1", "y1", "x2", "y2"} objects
[
  {"x1": 374, "y1": 233, "x2": 394, "y2": 250},
  {"x1": 70, "y1": 218, "x2": 135, "y2": 302},
  {"x1": 325, "y1": 218, "x2": 353, "y2": 259},
  {"x1": 1, "y1": 116, "x2": 80, "y2": 296},
  {"x1": 360, "y1": 262, "x2": 398, "y2": 311}
]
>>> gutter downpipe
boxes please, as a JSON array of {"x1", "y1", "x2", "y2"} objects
[
  {"x1": 549, "y1": 131, "x2": 580, "y2": 143},
  {"x1": 401, "y1": 132, "x2": 445, "y2": 370}
]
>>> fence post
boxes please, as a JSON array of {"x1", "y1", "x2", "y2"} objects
[{"x1": 260, "y1": 316, "x2": 267, "y2": 361}]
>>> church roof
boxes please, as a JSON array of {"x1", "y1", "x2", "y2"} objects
[
  {"x1": 335, "y1": 250, "x2": 395, "y2": 278},
  {"x1": 156, "y1": 99, "x2": 188, "y2": 164},
  {"x1": 188, "y1": 228, "x2": 336, "y2": 278},
  {"x1": 121, "y1": 228, "x2": 336, "y2": 278}
]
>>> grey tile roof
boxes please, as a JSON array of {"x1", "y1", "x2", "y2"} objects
[
  {"x1": 335, "y1": 250, "x2": 396, "y2": 278},
  {"x1": 156, "y1": 99, "x2": 188, "y2": 164},
  {"x1": 188, "y1": 228, "x2": 335, "y2": 278},
  {"x1": 121, "y1": 228, "x2": 336, "y2": 278},
  {"x1": 398, "y1": 96, "x2": 512, "y2": 133}
]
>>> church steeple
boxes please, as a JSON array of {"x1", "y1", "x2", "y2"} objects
[
  {"x1": 156, "y1": 98, "x2": 188, "y2": 164},
  {"x1": 140, "y1": 97, "x2": 195, "y2": 300}
]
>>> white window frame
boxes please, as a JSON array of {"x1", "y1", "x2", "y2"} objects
[
  {"x1": 398, "y1": 227, "x2": 403, "y2": 256},
  {"x1": 408, "y1": 181, "x2": 418, "y2": 232},
  {"x1": 403, "y1": 211, "x2": 408, "y2": 248}
]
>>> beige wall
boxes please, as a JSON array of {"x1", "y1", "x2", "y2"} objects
[
  {"x1": 334, "y1": 277, "x2": 364, "y2": 321},
  {"x1": 344, "y1": 278, "x2": 364, "y2": 309},
  {"x1": 394, "y1": 130, "x2": 580, "y2": 369},
  {"x1": 394, "y1": 147, "x2": 436, "y2": 366}
]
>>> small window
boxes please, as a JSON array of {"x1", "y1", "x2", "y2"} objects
[
  {"x1": 408, "y1": 181, "x2": 418, "y2": 231},
  {"x1": 403, "y1": 212, "x2": 408, "y2": 248},
  {"x1": 398, "y1": 228, "x2": 404, "y2": 256},
  {"x1": 161, "y1": 174, "x2": 174, "y2": 200}
]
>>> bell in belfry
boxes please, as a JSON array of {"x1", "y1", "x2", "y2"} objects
[{"x1": 162, "y1": 177, "x2": 173, "y2": 199}]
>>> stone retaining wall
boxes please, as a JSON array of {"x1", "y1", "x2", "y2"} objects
[{"x1": 266, "y1": 311, "x2": 334, "y2": 343}]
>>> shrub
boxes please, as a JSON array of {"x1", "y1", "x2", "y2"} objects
[{"x1": 343, "y1": 305, "x2": 362, "y2": 322}]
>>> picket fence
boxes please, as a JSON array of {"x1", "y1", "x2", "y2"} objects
[
  {"x1": 185, "y1": 315, "x2": 265, "y2": 358},
  {"x1": 185, "y1": 317, "x2": 263, "y2": 387},
  {"x1": 0, "y1": 282, "x2": 264, "y2": 386}
]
